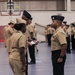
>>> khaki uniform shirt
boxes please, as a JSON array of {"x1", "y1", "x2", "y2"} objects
[
  {"x1": 44, "y1": 29, "x2": 47, "y2": 35},
  {"x1": 71, "y1": 27, "x2": 75, "y2": 35},
  {"x1": 34, "y1": 27, "x2": 37, "y2": 39},
  {"x1": 9, "y1": 31, "x2": 27, "y2": 61},
  {"x1": 47, "y1": 27, "x2": 52, "y2": 35},
  {"x1": 4, "y1": 26, "x2": 14, "y2": 52},
  {"x1": 51, "y1": 28, "x2": 55, "y2": 35},
  {"x1": 51, "y1": 27, "x2": 67, "y2": 51},
  {"x1": 65, "y1": 28, "x2": 71, "y2": 37},
  {"x1": 27, "y1": 24, "x2": 35, "y2": 39},
  {"x1": 4, "y1": 25, "x2": 9, "y2": 46}
]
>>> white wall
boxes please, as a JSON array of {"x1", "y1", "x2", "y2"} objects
[
  {"x1": 30, "y1": 11, "x2": 75, "y2": 25},
  {"x1": 71, "y1": 1, "x2": 75, "y2": 10},
  {"x1": 0, "y1": 11, "x2": 75, "y2": 26}
]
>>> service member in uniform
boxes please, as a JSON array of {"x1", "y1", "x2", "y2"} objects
[
  {"x1": 34, "y1": 25, "x2": 39, "y2": 52},
  {"x1": 27, "y1": 38, "x2": 39, "y2": 64},
  {"x1": 9, "y1": 23, "x2": 27, "y2": 75},
  {"x1": 4, "y1": 25, "x2": 9, "y2": 47},
  {"x1": 65, "y1": 25, "x2": 71, "y2": 53},
  {"x1": 70, "y1": 23, "x2": 75, "y2": 51},
  {"x1": 4, "y1": 22, "x2": 14, "y2": 54},
  {"x1": 16, "y1": 18, "x2": 28, "y2": 75},
  {"x1": 61, "y1": 21, "x2": 67, "y2": 31},
  {"x1": 51, "y1": 15, "x2": 67, "y2": 75},
  {"x1": 46, "y1": 24, "x2": 52, "y2": 46},
  {"x1": 44, "y1": 26, "x2": 48, "y2": 42},
  {"x1": 22, "y1": 10, "x2": 38, "y2": 64},
  {"x1": 22, "y1": 10, "x2": 33, "y2": 75},
  {"x1": 22, "y1": 10, "x2": 35, "y2": 39}
]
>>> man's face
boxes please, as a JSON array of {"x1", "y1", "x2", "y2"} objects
[
  {"x1": 27, "y1": 20, "x2": 32, "y2": 25},
  {"x1": 22, "y1": 15, "x2": 28, "y2": 21},
  {"x1": 10, "y1": 24, "x2": 14, "y2": 28},
  {"x1": 51, "y1": 20, "x2": 61, "y2": 29},
  {"x1": 22, "y1": 15, "x2": 32, "y2": 25},
  {"x1": 51, "y1": 20, "x2": 58, "y2": 29}
]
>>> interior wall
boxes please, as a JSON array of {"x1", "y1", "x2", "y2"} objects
[
  {"x1": 0, "y1": 1, "x2": 65, "y2": 11},
  {"x1": 0, "y1": 10, "x2": 75, "y2": 41},
  {"x1": 71, "y1": 1, "x2": 75, "y2": 10},
  {"x1": 15, "y1": 1, "x2": 65, "y2": 10},
  {"x1": 0, "y1": 11, "x2": 75, "y2": 26}
]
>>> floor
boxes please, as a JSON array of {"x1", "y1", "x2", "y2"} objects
[{"x1": 0, "y1": 42, "x2": 75, "y2": 75}]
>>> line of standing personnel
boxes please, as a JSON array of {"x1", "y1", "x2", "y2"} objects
[
  {"x1": 62, "y1": 22, "x2": 75, "y2": 53},
  {"x1": 62, "y1": 21, "x2": 71, "y2": 53}
]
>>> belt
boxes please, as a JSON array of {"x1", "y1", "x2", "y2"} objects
[
  {"x1": 11, "y1": 47, "x2": 19, "y2": 53},
  {"x1": 12, "y1": 47, "x2": 19, "y2": 49}
]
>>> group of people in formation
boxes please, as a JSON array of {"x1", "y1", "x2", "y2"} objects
[
  {"x1": 4, "y1": 10, "x2": 39, "y2": 75},
  {"x1": 3, "y1": 9, "x2": 75, "y2": 75},
  {"x1": 44, "y1": 20, "x2": 75, "y2": 54}
]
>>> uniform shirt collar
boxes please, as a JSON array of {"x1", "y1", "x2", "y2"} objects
[
  {"x1": 55, "y1": 27, "x2": 62, "y2": 33},
  {"x1": 14, "y1": 29, "x2": 22, "y2": 33}
]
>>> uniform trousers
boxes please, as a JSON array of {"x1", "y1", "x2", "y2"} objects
[
  {"x1": 66, "y1": 36, "x2": 71, "y2": 53},
  {"x1": 71, "y1": 35, "x2": 75, "y2": 50},
  {"x1": 51, "y1": 50, "x2": 66, "y2": 75},
  {"x1": 26, "y1": 52, "x2": 28, "y2": 75},
  {"x1": 47, "y1": 34, "x2": 52, "y2": 46},
  {"x1": 28, "y1": 45, "x2": 36, "y2": 63},
  {"x1": 9, "y1": 58, "x2": 25, "y2": 75}
]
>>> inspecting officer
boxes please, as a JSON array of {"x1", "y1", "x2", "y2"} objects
[
  {"x1": 22, "y1": 10, "x2": 33, "y2": 75},
  {"x1": 51, "y1": 15, "x2": 67, "y2": 75}
]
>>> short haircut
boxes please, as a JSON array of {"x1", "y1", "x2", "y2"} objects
[
  {"x1": 14, "y1": 23, "x2": 25, "y2": 30},
  {"x1": 8, "y1": 22, "x2": 14, "y2": 25}
]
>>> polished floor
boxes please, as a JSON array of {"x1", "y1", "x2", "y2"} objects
[{"x1": 0, "y1": 42, "x2": 75, "y2": 75}]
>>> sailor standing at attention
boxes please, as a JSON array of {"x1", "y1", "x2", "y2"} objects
[{"x1": 51, "y1": 15, "x2": 67, "y2": 75}]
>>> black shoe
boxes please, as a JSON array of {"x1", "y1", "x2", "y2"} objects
[
  {"x1": 36, "y1": 49, "x2": 39, "y2": 52},
  {"x1": 67, "y1": 52, "x2": 71, "y2": 54},
  {"x1": 28, "y1": 61, "x2": 36, "y2": 64}
]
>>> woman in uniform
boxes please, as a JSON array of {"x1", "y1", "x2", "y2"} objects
[
  {"x1": 9, "y1": 23, "x2": 27, "y2": 75},
  {"x1": 51, "y1": 15, "x2": 67, "y2": 75}
]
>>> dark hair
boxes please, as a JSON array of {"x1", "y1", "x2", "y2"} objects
[
  {"x1": 71, "y1": 23, "x2": 75, "y2": 27},
  {"x1": 32, "y1": 38, "x2": 36, "y2": 40},
  {"x1": 66, "y1": 25, "x2": 69, "y2": 27},
  {"x1": 8, "y1": 22, "x2": 14, "y2": 25},
  {"x1": 47, "y1": 24, "x2": 51, "y2": 27},
  {"x1": 14, "y1": 23, "x2": 25, "y2": 30}
]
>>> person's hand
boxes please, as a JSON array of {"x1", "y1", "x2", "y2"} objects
[
  {"x1": 57, "y1": 57, "x2": 63, "y2": 63},
  {"x1": 27, "y1": 42, "x2": 32, "y2": 46},
  {"x1": 22, "y1": 66, "x2": 26, "y2": 72}
]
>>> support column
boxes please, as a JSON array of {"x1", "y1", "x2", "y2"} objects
[{"x1": 67, "y1": 0, "x2": 71, "y2": 12}]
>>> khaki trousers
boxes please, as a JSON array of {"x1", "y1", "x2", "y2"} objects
[{"x1": 9, "y1": 58, "x2": 26, "y2": 75}]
